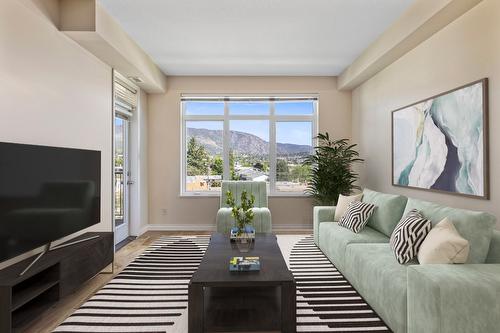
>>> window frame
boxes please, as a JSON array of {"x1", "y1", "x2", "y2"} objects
[{"x1": 180, "y1": 95, "x2": 319, "y2": 197}]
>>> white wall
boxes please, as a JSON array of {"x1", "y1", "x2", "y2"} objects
[
  {"x1": 0, "y1": 0, "x2": 113, "y2": 269},
  {"x1": 352, "y1": 0, "x2": 500, "y2": 224},
  {"x1": 148, "y1": 76, "x2": 352, "y2": 230}
]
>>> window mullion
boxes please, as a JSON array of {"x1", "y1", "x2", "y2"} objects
[
  {"x1": 274, "y1": 115, "x2": 314, "y2": 122},
  {"x1": 313, "y1": 100, "x2": 319, "y2": 145},
  {"x1": 223, "y1": 101, "x2": 230, "y2": 181},
  {"x1": 181, "y1": 103, "x2": 186, "y2": 195},
  {"x1": 183, "y1": 115, "x2": 224, "y2": 121},
  {"x1": 269, "y1": 101, "x2": 277, "y2": 194}
]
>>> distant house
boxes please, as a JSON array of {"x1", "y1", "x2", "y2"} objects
[
  {"x1": 236, "y1": 167, "x2": 269, "y2": 182},
  {"x1": 186, "y1": 175, "x2": 222, "y2": 191}
]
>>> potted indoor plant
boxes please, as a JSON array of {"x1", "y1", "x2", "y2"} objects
[
  {"x1": 303, "y1": 132, "x2": 363, "y2": 205},
  {"x1": 226, "y1": 190, "x2": 255, "y2": 252}
]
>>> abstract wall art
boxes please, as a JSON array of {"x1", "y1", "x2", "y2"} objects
[{"x1": 392, "y1": 79, "x2": 489, "y2": 199}]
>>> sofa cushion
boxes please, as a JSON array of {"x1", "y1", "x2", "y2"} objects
[
  {"x1": 403, "y1": 198, "x2": 496, "y2": 264},
  {"x1": 362, "y1": 188, "x2": 408, "y2": 237},
  {"x1": 486, "y1": 230, "x2": 500, "y2": 263},
  {"x1": 318, "y1": 222, "x2": 388, "y2": 273},
  {"x1": 345, "y1": 243, "x2": 415, "y2": 333}
]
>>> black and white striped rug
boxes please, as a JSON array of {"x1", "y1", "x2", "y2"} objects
[
  {"x1": 285, "y1": 235, "x2": 391, "y2": 332},
  {"x1": 54, "y1": 235, "x2": 390, "y2": 333},
  {"x1": 54, "y1": 235, "x2": 210, "y2": 333}
]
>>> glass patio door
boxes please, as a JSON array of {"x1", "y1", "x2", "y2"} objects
[{"x1": 114, "y1": 115, "x2": 130, "y2": 245}]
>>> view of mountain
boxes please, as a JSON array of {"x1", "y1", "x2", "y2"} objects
[{"x1": 187, "y1": 127, "x2": 312, "y2": 156}]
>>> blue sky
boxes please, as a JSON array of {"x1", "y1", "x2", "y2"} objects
[
  {"x1": 185, "y1": 101, "x2": 313, "y2": 145},
  {"x1": 185, "y1": 102, "x2": 224, "y2": 115},
  {"x1": 276, "y1": 122, "x2": 312, "y2": 146}
]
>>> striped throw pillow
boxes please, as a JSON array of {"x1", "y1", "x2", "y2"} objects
[
  {"x1": 338, "y1": 201, "x2": 376, "y2": 233},
  {"x1": 390, "y1": 209, "x2": 432, "y2": 264}
]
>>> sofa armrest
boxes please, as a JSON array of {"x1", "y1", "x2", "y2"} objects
[
  {"x1": 313, "y1": 206, "x2": 336, "y2": 245},
  {"x1": 407, "y1": 264, "x2": 500, "y2": 333}
]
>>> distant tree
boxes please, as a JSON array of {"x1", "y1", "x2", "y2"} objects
[
  {"x1": 187, "y1": 137, "x2": 209, "y2": 176},
  {"x1": 276, "y1": 159, "x2": 290, "y2": 181},
  {"x1": 290, "y1": 164, "x2": 311, "y2": 183},
  {"x1": 210, "y1": 156, "x2": 223, "y2": 175},
  {"x1": 263, "y1": 161, "x2": 269, "y2": 172},
  {"x1": 229, "y1": 150, "x2": 238, "y2": 180},
  {"x1": 115, "y1": 155, "x2": 124, "y2": 167}
]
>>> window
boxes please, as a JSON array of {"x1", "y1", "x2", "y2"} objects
[{"x1": 181, "y1": 97, "x2": 318, "y2": 196}]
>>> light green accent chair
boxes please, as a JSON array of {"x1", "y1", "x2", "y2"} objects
[{"x1": 216, "y1": 181, "x2": 272, "y2": 233}]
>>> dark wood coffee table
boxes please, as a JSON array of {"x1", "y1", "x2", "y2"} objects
[{"x1": 188, "y1": 233, "x2": 296, "y2": 333}]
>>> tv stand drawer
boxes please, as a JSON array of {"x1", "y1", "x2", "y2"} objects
[{"x1": 59, "y1": 233, "x2": 113, "y2": 297}]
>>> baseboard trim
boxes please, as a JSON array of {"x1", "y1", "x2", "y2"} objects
[
  {"x1": 147, "y1": 224, "x2": 216, "y2": 232},
  {"x1": 272, "y1": 224, "x2": 313, "y2": 231},
  {"x1": 135, "y1": 225, "x2": 150, "y2": 237},
  {"x1": 142, "y1": 224, "x2": 312, "y2": 232}
]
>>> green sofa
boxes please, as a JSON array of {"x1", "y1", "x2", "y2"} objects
[
  {"x1": 314, "y1": 188, "x2": 499, "y2": 333},
  {"x1": 216, "y1": 181, "x2": 272, "y2": 233}
]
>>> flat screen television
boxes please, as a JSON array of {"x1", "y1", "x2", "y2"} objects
[{"x1": 0, "y1": 142, "x2": 101, "y2": 263}]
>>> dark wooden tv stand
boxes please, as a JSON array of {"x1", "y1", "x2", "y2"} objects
[{"x1": 0, "y1": 232, "x2": 113, "y2": 333}]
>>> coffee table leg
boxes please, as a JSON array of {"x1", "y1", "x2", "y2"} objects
[
  {"x1": 188, "y1": 283, "x2": 204, "y2": 333},
  {"x1": 282, "y1": 280, "x2": 297, "y2": 333}
]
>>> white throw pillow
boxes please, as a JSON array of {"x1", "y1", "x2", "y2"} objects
[
  {"x1": 418, "y1": 217, "x2": 470, "y2": 264},
  {"x1": 334, "y1": 193, "x2": 363, "y2": 221}
]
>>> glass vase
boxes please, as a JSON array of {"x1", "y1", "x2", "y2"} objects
[{"x1": 235, "y1": 232, "x2": 253, "y2": 253}]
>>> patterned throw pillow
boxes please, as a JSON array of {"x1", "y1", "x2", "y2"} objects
[
  {"x1": 390, "y1": 209, "x2": 432, "y2": 264},
  {"x1": 338, "y1": 201, "x2": 376, "y2": 233}
]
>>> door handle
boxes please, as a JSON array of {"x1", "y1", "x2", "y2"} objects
[{"x1": 127, "y1": 180, "x2": 135, "y2": 185}]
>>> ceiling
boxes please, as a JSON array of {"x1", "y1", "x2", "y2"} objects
[{"x1": 99, "y1": 0, "x2": 415, "y2": 76}]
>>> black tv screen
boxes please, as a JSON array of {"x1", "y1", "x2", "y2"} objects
[{"x1": 0, "y1": 142, "x2": 101, "y2": 263}]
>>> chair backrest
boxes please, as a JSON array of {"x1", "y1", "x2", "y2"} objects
[{"x1": 220, "y1": 181, "x2": 268, "y2": 208}]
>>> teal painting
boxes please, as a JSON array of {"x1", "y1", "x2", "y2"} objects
[{"x1": 392, "y1": 79, "x2": 488, "y2": 199}]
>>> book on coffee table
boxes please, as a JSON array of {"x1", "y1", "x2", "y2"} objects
[{"x1": 229, "y1": 256, "x2": 260, "y2": 271}]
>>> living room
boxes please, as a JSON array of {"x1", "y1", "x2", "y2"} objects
[{"x1": 0, "y1": 0, "x2": 499, "y2": 332}]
